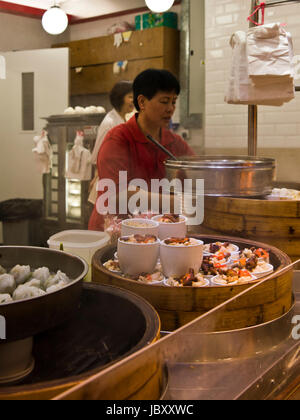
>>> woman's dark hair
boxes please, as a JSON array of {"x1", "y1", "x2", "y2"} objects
[
  {"x1": 133, "y1": 69, "x2": 180, "y2": 111},
  {"x1": 110, "y1": 80, "x2": 133, "y2": 111}
]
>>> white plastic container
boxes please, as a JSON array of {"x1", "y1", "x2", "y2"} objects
[{"x1": 47, "y1": 230, "x2": 110, "y2": 282}]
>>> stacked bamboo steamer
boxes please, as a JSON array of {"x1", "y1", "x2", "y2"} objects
[{"x1": 195, "y1": 195, "x2": 300, "y2": 263}]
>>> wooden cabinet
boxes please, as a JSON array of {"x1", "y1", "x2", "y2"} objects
[{"x1": 53, "y1": 27, "x2": 180, "y2": 95}]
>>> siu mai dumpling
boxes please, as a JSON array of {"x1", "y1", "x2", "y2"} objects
[
  {"x1": 45, "y1": 270, "x2": 70, "y2": 289},
  {"x1": 10, "y1": 265, "x2": 31, "y2": 285},
  {"x1": 25, "y1": 278, "x2": 42, "y2": 289},
  {"x1": 13, "y1": 285, "x2": 46, "y2": 301},
  {"x1": 46, "y1": 281, "x2": 67, "y2": 294},
  {"x1": 0, "y1": 294, "x2": 13, "y2": 304},
  {"x1": 0, "y1": 273, "x2": 16, "y2": 295},
  {"x1": 32, "y1": 267, "x2": 51, "y2": 289}
]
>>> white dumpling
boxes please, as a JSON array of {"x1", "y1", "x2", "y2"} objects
[
  {"x1": 86, "y1": 105, "x2": 98, "y2": 113},
  {"x1": 64, "y1": 107, "x2": 75, "y2": 114},
  {"x1": 46, "y1": 281, "x2": 67, "y2": 294},
  {"x1": 32, "y1": 267, "x2": 50, "y2": 289},
  {"x1": 75, "y1": 106, "x2": 85, "y2": 114},
  {"x1": 0, "y1": 265, "x2": 6, "y2": 275},
  {"x1": 13, "y1": 285, "x2": 46, "y2": 301},
  {"x1": 10, "y1": 265, "x2": 31, "y2": 285},
  {"x1": 45, "y1": 270, "x2": 70, "y2": 289},
  {"x1": 0, "y1": 294, "x2": 13, "y2": 304},
  {"x1": 0, "y1": 273, "x2": 16, "y2": 294},
  {"x1": 25, "y1": 278, "x2": 42, "y2": 289}
]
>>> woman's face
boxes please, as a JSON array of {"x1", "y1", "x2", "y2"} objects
[
  {"x1": 139, "y1": 91, "x2": 178, "y2": 128},
  {"x1": 121, "y1": 92, "x2": 135, "y2": 115}
]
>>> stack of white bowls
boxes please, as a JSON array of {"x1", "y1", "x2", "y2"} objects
[{"x1": 117, "y1": 216, "x2": 204, "y2": 279}]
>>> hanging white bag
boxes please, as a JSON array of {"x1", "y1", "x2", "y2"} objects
[
  {"x1": 225, "y1": 24, "x2": 295, "y2": 106},
  {"x1": 66, "y1": 131, "x2": 92, "y2": 181},
  {"x1": 247, "y1": 23, "x2": 294, "y2": 79},
  {"x1": 225, "y1": 31, "x2": 249, "y2": 104},
  {"x1": 32, "y1": 130, "x2": 53, "y2": 174}
]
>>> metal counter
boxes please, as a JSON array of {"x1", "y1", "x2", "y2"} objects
[{"x1": 164, "y1": 271, "x2": 300, "y2": 400}]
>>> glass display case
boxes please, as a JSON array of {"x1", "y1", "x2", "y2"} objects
[{"x1": 42, "y1": 113, "x2": 106, "y2": 239}]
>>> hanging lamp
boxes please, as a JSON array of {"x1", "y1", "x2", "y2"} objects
[
  {"x1": 145, "y1": 0, "x2": 175, "y2": 13},
  {"x1": 42, "y1": 3, "x2": 68, "y2": 35}
]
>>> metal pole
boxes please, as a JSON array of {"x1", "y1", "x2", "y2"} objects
[
  {"x1": 248, "y1": 104, "x2": 258, "y2": 156},
  {"x1": 248, "y1": 0, "x2": 259, "y2": 156}
]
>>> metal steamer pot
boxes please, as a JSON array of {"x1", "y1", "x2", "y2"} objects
[
  {"x1": 0, "y1": 246, "x2": 88, "y2": 342},
  {"x1": 164, "y1": 156, "x2": 276, "y2": 197}
]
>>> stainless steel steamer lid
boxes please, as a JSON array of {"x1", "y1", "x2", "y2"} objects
[
  {"x1": 164, "y1": 156, "x2": 276, "y2": 170},
  {"x1": 164, "y1": 156, "x2": 277, "y2": 197}
]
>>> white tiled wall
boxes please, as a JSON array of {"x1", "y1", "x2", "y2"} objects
[{"x1": 205, "y1": 0, "x2": 300, "y2": 151}]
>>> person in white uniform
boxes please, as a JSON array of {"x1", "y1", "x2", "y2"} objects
[{"x1": 89, "y1": 81, "x2": 134, "y2": 204}]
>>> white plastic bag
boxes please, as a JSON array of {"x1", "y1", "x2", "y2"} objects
[
  {"x1": 225, "y1": 24, "x2": 295, "y2": 106},
  {"x1": 32, "y1": 130, "x2": 53, "y2": 174},
  {"x1": 66, "y1": 131, "x2": 92, "y2": 181},
  {"x1": 247, "y1": 23, "x2": 294, "y2": 78}
]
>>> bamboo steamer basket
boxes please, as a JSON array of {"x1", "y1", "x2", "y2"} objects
[
  {"x1": 92, "y1": 235, "x2": 293, "y2": 332},
  {"x1": 0, "y1": 284, "x2": 160, "y2": 400},
  {"x1": 195, "y1": 194, "x2": 300, "y2": 263}
]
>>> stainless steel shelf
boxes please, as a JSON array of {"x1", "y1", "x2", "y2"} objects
[{"x1": 163, "y1": 271, "x2": 300, "y2": 400}]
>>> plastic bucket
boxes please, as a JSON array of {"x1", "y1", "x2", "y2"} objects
[{"x1": 47, "y1": 230, "x2": 110, "y2": 282}]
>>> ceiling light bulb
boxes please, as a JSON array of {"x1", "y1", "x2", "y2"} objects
[
  {"x1": 145, "y1": 0, "x2": 175, "y2": 13},
  {"x1": 42, "y1": 6, "x2": 68, "y2": 35}
]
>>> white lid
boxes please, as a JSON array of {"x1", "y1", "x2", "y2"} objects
[{"x1": 47, "y1": 230, "x2": 110, "y2": 249}]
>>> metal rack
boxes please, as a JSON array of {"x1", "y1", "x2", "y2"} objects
[
  {"x1": 248, "y1": 0, "x2": 300, "y2": 156},
  {"x1": 41, "y1": 113, "x2": 105, "y2": 242}
]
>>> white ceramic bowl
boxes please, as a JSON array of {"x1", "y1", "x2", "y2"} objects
[
  {"x1": 211, "y1": 276, "x2": 238, "y2": 287},
  {"x1": 160, "y1": 238, "x2": 204, "y2": 278},
  {"x1": 251, "y1": 263, "x2": 274, "y2": 279},
  {"x1": 203, "y1": 274, "x2": 214, "y2": 282},
  {"x1": 203, "y1": 242, "x2": 239, "y2": 256},
  {"x1": 117, "y1": 236, "x2": 160, "y2": 277},
  {"x1": 138, "y1": 279, "x2": 165, "y2": 286},
  {"x1": 229, "y1": 251, "x2": 240, "y2": 260},
  {"x1": 191, "y1": 278, "x2": 210, "y2": 288},
  {"x1": 163, "y1": 277, "x2": 210, "y2": 288},
  {"x1": 211, "y1": 272, "x2": 257, "y2": 287},
  {"x1": 103, "y1": 260, "x2": 122, "y2": 274},
  {"x1": 121, "y1": 218, "x2": 159, "y2": 237},
  {"x1": 151, "y1": 215, "x2": 187, "y2": 241}
]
